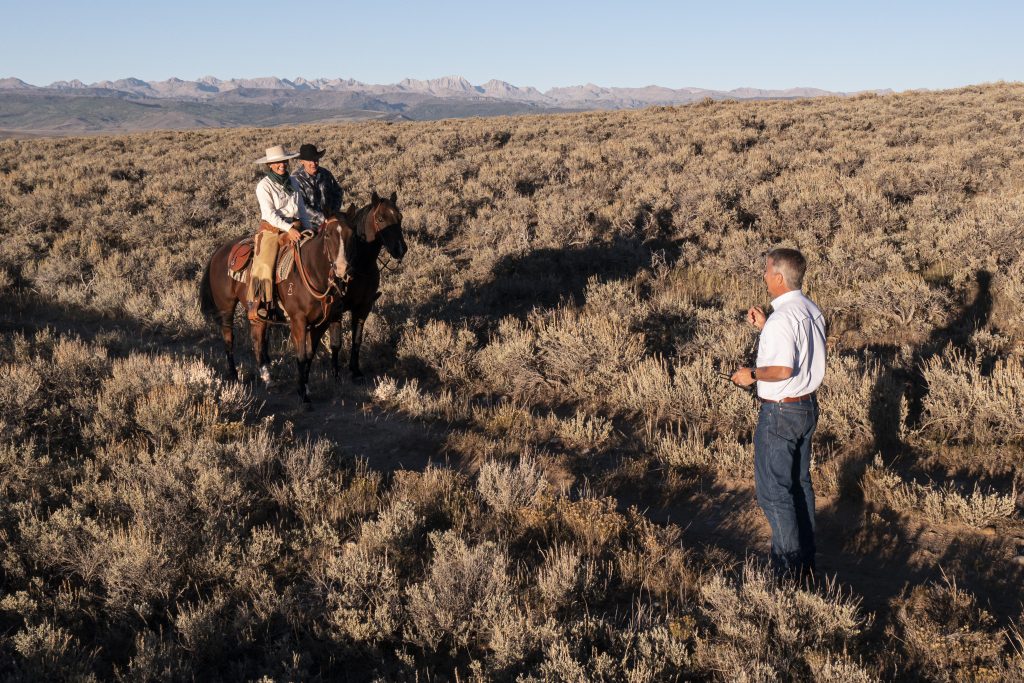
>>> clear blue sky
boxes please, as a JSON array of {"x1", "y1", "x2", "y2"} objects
[{"x1": 4, "y1": 0, "x2": 1022, "y2": 92}]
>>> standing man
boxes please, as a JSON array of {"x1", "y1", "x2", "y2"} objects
[{"x1": 731, "y1": 248, "x2": 826, "y2": 582}]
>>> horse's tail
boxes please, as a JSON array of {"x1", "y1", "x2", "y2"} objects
[{"x1": 199, "y1": 258, "x2": 218, "y2": 323}]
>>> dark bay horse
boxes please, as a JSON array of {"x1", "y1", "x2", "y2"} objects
[
  {"x1": 199, "y1": 191, "x2": 406, "y2": 401},
  {"x1": 328, "y1": 191, "x2": 407, "y2": 381}
]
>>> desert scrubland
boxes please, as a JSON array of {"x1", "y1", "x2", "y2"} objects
[{"x1": 0, "y1": 83, "x2": 1023, "y2": 681}]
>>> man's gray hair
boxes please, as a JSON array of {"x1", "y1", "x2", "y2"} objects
[{"x1": 767, "y1": 248, "x2": 807, "y2": 289}]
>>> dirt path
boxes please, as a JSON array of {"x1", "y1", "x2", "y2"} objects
[
  {"x1": 7, "y1": 295, "x2": 453, "y2": 475},
  {"x1": 258, "y1": 380, "x2": 451, "y2": 473},
  {"x1": 231, "y1": 338, "x2": 1024, "y2": 629}
]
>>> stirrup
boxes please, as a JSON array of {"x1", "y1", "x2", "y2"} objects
[{"x1": 247, "y1": 302, "x2": 269, "y2": 322}]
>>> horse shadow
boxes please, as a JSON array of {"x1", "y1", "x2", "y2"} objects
[
  {"x1": 2, "y1": 289, "x2": 201, "y2": 358},
  {"x1": 423, "y1": 236, "x2": 661, "y2": 331},
  {"x1": 390, "y1": 234, "x2": 680, "y2": 388}
]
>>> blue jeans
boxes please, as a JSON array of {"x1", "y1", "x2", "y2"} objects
[{"x1": 753, "y1": 398, "x2": 819, "y2": 579}]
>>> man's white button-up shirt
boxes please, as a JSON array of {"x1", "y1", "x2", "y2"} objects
[{"x1": 755, "y1": 289, "x2": 827, "y2": 401}]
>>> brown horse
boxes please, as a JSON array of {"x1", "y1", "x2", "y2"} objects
[
  {"x1": 199, "y1": 191, "x2": 406, "y2": 402},
  {"x1": 326, "y1": 191, "x2": 408, "y2": 382}
]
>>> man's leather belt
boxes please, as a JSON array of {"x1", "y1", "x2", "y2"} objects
[{"x1": 760, "y1": 392, "x2": 816, "y2": 404}]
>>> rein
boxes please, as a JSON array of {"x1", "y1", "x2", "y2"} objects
[
  {"x1": 289, "y1": 227, "x2": 343, "y2": 324},
  {"x1": 377, "y1": 250, "x2": 401, "y2": 273}
]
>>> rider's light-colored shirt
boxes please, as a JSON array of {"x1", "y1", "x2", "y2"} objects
[
  {"x1": 755, "y1": 289, "x2": 827, "y2": 401},
  {"x1": 256, "y1": 176, "x2": 310, "y2": 231}
]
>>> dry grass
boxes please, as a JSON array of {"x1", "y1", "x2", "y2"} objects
[
  {"x1": 862, "y1": 456, "x2": 1017, "y2": 528},
  {"x1": 2, "y1": 83, "x2": 1024, "y2": 679}
]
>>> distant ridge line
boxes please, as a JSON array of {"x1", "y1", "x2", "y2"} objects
[
  {"x1": 0, "y1": 74, "x2": 892, "y2": 106},
  {"x1": 0, "y1": 74, "x2": 894, "y2": 134}
]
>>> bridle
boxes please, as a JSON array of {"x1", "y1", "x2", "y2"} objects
[
  {"x1": 357, "y1": 202, "x2": 389, "y2": 243},
  {"x1": 356, "y1": 202, "x2": 404, "y2": 273}
]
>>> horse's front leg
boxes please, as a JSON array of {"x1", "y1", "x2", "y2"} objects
[
  {"x1": 250, "y1": 319, "x2": 271, "y2": 385},
  {"x1": 329, "y1": 321, "x2": 345, "y2": 379},
  {"x1": 350, "y1": 313, "x2": 368, "y2": 383},
  {"x1": 290, "y1": 316, "x2": 313, "y2": 403},
  {"x1": 306, "y1": 321, "x2": 332, "y2": 391}
]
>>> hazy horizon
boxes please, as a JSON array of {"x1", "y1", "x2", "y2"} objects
[{"x1": 2, "y1": 72, "x2": 902, "y2": 93}]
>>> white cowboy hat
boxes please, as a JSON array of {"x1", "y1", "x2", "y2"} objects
[{"x1": 254, "y1": 145, "x2": 299, "y2": 164}]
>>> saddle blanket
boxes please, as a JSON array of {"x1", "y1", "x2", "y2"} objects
[{"x1": 228, "y1": 233, "x2": 311, "y2": 283}]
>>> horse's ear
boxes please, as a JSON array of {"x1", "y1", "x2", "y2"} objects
[
  {"x1": 371, "y1": 190, "x2": 380, "y2": 203},
  {"x1": 345, "y1": 202, "x2": 357, "y2": 218},
  {"x1": 389, "y1": 190, "x2": 398, "y2": 204}
]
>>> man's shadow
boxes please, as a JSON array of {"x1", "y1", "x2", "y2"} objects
[
  {"x1": 818, "y1": 269, "x2": 996, "y2": 621},
  {"x1": 870, "y1": 268, "x2": 993, "y2": 460}
]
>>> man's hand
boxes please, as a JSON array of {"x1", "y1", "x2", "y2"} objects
[
  {"x1": 286, "y1": 227, "x2": 302, "y2": 243},
  {"x1": 747, "y1": 306, "x2": 767, "y2": 330},
  {"x1": 731, "y1": 367, "x2": 756, "y2": 387}
]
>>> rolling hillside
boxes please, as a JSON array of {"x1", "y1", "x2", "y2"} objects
[{"x1": 0, "y1": 83, "x2": 1021, "y2": 680}]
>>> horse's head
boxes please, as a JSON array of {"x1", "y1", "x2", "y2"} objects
[{"x1": 363, "y1": 190, "x2": 408, "y2": 261}]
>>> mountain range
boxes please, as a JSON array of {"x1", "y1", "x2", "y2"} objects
[{"x1": 0, "y1": 75, "x2": 891, "y2": 135}]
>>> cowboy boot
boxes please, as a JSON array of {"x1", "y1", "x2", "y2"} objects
[{"x1": 267, "y1": 299, "x2": 287, "y2": 323}]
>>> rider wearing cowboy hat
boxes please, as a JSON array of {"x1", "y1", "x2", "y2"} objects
[
  {"x1": 292, "y1": 143, "x2": 343, "y2": 226},
  {"x1": 291, "y1": 143, "x2": 350, "y2": 281},
  {"x1": 249, "y1": 144, "x2": 311, "y2": 322}
]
